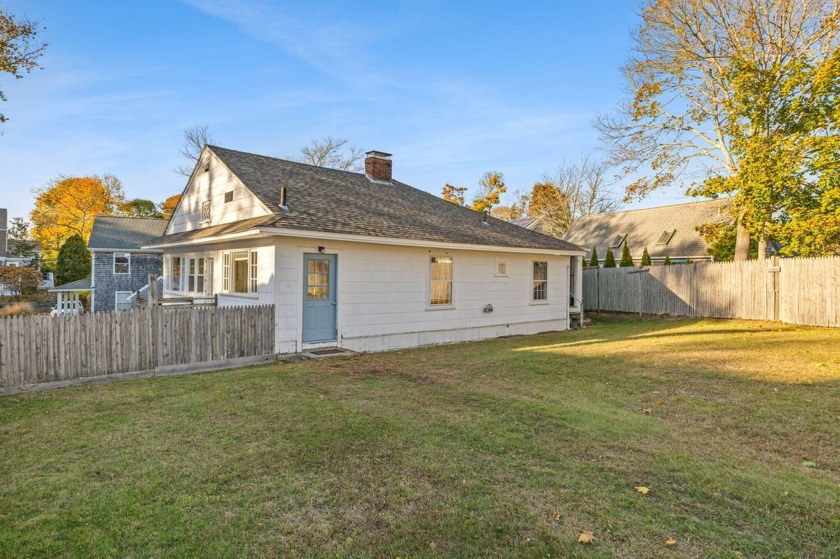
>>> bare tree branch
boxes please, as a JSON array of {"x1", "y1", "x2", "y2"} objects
[{"x1": 174, "y1": 125, "x2": 214, "y2": 177}]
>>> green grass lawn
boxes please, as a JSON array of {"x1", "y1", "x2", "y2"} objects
[{"x1": 1, "y1": 316, "x2": 839, "y2": 558}]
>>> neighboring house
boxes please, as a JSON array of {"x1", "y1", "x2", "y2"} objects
[
  {"x1": 144, "y1": 146, "x2": 586, "y2": 354},
  {"x1": 0, "y1": 208, "x2": 42, "y2": 268},
  {"x1": 88, "y1": 216, "x2": 169, "y2": 312},
  {"x1": 508, "y1": 216, "x2": 551, "y2": 236},
  {"x1": 562, "y1": 199, "x2": 731, "y2": 265}
]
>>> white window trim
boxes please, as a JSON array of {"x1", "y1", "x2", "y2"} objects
[
  {"x1": 185, "y1": 256, "x2": 207, "y2": 295},
  {"x1": 115, "y1": 291, "x2": 132, "y2": 311},
  {"x1": 427, "y1": 254, "x2": 454, "y2": 310},
  {"x1": 113, "y1": 252, "x2": 131, "y2": 275},
  {"x1": 532, "y1": 260, "x2": 549, "y2": 303},
  {"x1": 221, "y1": 249, "x2": 259, "y2": 295}
]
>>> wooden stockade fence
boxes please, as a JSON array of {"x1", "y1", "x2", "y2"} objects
[
  {"x1": 0, "y1": 305, "x2": 275, "y2": 394},
  {"x1": 583, "y1": 256, "x2": 840, "y2": 327}
]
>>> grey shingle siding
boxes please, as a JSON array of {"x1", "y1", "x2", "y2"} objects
[
  {"x1": 92, "y1": 252, "x2": 163, "y2": 312},
  {"x1": 0, "y1": 208, "x2": 7, "y2": 258}
]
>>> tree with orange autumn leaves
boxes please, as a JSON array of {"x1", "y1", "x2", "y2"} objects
[
  {"x1": 159, "y1": 194, "x2": 182, "y2": 219},
  {"x1": 31, "y1": 175, "x2": 125, "y2": 267}
]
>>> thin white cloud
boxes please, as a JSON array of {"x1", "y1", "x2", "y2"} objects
[{"x1": 180, "y1": 0, "x2": 396, "y2": 86}]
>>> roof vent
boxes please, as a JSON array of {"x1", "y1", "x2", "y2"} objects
[{"x1": 279, "y1": 186, "x2": 288, "y2": 210}]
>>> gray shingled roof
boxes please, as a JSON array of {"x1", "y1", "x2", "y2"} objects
[
  {"x1": 562, "y1": 199, "x2": 732, "y2": 261},
  {"x1": 149, "y1": 146, "x2": 583, "y2": 252},
  {"x1": 88, "y1": 216, "x2": 169, "y2": 251},
  {"x1": 509, "y1": 216, "x2": 550, "y2": 235},
  {"x1": 49, "y1": 276, "x2": 91, "y2": 292}
]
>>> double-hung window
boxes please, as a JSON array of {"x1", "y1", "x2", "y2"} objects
[
  {"x1": 188, "y1": 257, "x2": 205, "y2": 294},
  {"x1": 533, "y1": 261, "x2": 548, "y2": 301},
  {"x1": 429, "y1": 256, "x2": 453, "y2": 306},
  {"x1": 114, "y1": 252, "x2": 130, "y2": 274},
  {"x1": 222, "y1": 250, "x2": 258, "y2": 294}
]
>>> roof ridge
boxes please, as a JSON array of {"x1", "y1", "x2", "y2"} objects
[
  {"x1": 207, "y1": 144, "x2": 369, "y2": 179},
  {"x1": 96, "y1": 215, "x2": 169, "y2": 221},
  {"x1": 578, "y1": 198, "x2": 729, "y2": 220}
]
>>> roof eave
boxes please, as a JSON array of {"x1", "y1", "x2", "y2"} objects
[{"x1": 258, "y1": 226, "x2": 586, "y2": 255}]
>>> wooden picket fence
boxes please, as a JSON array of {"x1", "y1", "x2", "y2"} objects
[
  {"x1": 0, "y1": 305, "x2": 275, "y2": 393},
  {"x1": 583, "y1": 256, "x2": 840, "y2": 327}
]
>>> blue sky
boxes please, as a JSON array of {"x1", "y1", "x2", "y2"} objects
[{"x1": 0, "y1": 0, "x2": 695, "y2": 223}]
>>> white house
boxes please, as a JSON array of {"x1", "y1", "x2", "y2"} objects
[{"x1": 144, "y1": 146, "x2": 586, "y2": 354}]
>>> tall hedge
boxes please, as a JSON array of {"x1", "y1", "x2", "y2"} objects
[
  {"x1": 603, "y1": 248, "x2": 617, "y2": 268},
  {"x1": 641, "y1": 247, "x2": 652, "y2": 266},
  {"x1": 56, "y1": 234, "x2": 90, "y2": 286},
  {"x1": 619, "y1": 244, "x2": 634, "y2": 267},
  {"x1": 589, "y1": 247, "x2": 600, "y2": 267}
]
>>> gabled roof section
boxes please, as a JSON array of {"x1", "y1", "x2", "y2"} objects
[
  {"x1": 562, "y1": 199, "x2": 731, "y2": 260},
  {"x1": 149, "y1": 146, "x2": 583, "y2": 252},
  {"x1": 88, "y1": 216, "x2": 169, "y2": 251},
  {"x1": 49, "y1": 276, "x2": 91, "y2": 292}
]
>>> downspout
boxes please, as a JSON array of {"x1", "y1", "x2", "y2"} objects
[{"x1": 90, "y1": 250, "x2": 96, "y2": 313}]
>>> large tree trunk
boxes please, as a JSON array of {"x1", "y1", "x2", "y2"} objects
[
  {"x1": 734, "y1": 220, "x2": 751, "y2": 261},
  {"x1": 757, "y1": 237, "x2": 767, "y2": 260}
]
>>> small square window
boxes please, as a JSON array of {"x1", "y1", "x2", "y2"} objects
[
  {"x1": 494, "y1": 258, "x2": 508, "y2": 277},
  {"x1": 224, "y1": 191, "x2": 233, "y2": 203},
  {"x1": 202, "y1": 201, "x2": 211, "y2": 221}
]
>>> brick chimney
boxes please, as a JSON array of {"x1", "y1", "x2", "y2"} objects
[{"x1": 365, "y1": 150, "x2": 392, "y2": 182}]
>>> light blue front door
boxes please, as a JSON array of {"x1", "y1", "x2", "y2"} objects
[{"x1": 302, "y1": 254, "x2": 337, "y2": 343}]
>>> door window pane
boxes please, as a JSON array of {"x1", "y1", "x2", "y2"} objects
[{"x1": 307, "y1": 259, "x2": 329, "y2": 299}]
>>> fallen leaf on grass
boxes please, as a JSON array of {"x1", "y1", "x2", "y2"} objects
[
  {"x1": 665, "y1": 538, "x2": 677, "y2": 547},
  {"x1": 552, "y1": 510, "x2": 560, "y2": 521},
  {"x1": 534, "y1": 392, "x2": 544, "y2": 399},
  {"x1": 643, "y1": 408, "x2": 653, "y2": 415},
  {"x1": 578, "y1": 531, "x2": 595, "y2": 544},
  {"x1": 656, "y1": 400, "x2": 665, "y2": 405},
  {"x1": 634, "y1": 486, "x2": 650, "y2": 494}
]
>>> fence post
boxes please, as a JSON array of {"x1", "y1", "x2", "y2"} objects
[
  {"x1": 768, "y1": 256, "x2": 780, "y2": 321},
  {"x1": 148, "y1": 275, "x2": 160, "y2": 372}
]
